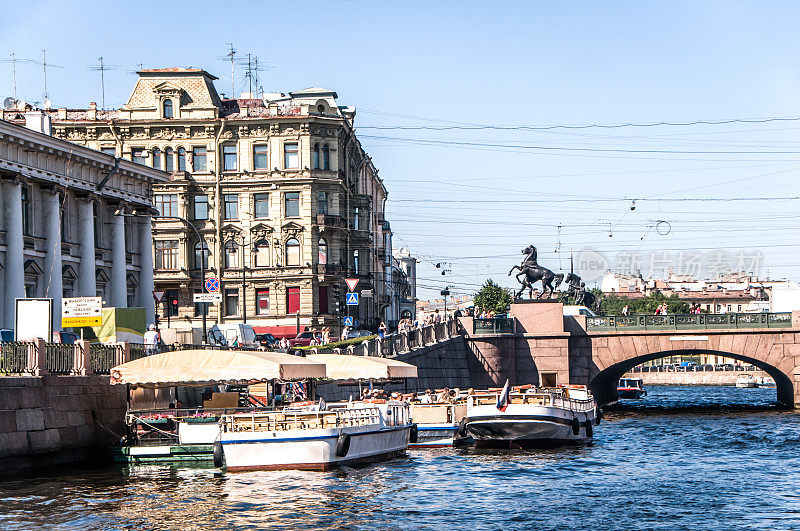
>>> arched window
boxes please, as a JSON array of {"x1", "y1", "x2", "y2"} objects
[
  {"x1": 151, "y1": 148, "x2": 162, "y2": 170},
  {"x1": 163, "y1": 99, "x2": 173, "y2": 119},
  {"x1": 285, "y1": 238, "x2": 300, "y2": 266},
  {"x1": 164, "y1": 147, "x2": 174, "y2": 172},
  {"x1": 224, "y1": 241, "x2": 240, "y2": 269},
  {"x1": 318, "y1": 238, "x2": 328, "y2": 265},
  {"x1": 194, "y1": 241, "x2": 209, "y2": 270},
  {"x1": 254, "y1": 240, "x2": 270, "y2": 267},
  {"x1": 177, "y1": 147, "x2": 186, "y2": 172},
  {"x1": 312, "y1": 143, "x2": 320, "y2": 170},
  {"x1": 322, "y1": 144, "x2": 330, "y2": 170}
]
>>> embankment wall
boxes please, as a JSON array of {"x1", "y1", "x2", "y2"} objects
[{"x1": 622, "y1": 370, "x2": 775, "y2": 386}]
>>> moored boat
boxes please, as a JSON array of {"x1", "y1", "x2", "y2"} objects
[
  {"x1": 617, "y1": 378, "x2": 647, "y2": 399},
  {"x1": 408, "y1": 400, "x2": 467, "y2": 448},
  {"x1": 736, "y1": 374, "x2": 758, "y2": 388}
]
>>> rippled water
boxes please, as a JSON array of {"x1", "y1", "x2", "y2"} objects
[{"x1": 3, "y1": 386, "x2": 800, "y2": 530}]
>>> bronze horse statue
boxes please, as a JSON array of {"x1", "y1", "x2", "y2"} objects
[{"x1": 508, "y1": 245, "x2": 564, "y2": 299}]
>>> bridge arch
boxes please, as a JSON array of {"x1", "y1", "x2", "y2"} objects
[{"x1": 582, "y1": 331, "x2": 800, "y2": 407}]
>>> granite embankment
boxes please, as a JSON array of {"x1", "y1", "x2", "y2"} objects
[{"x1": 622, "y1": 370, "x2": 775, "y2": 386}]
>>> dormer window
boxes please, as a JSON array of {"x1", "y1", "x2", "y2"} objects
[
  {"x1": 317, "y1": 104, "x2": 325, "y2": 114},
  {"x1": 163, "y1": 99, "x2": 173, "y2": 119}
]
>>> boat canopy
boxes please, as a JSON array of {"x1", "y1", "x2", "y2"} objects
[
  {"x1": 306, "y1": 354, "x2": 418, "y2": 380},
  {"x1": 110, "y1": 349, "x2": 327, "y2": 387}
]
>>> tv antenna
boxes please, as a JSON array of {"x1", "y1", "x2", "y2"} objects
[
  {"x1": 0, "y1": 53, "x2": 34, "y2": 100},
  {"x1": 237, "y1": 54, "x2": 270, "y2": 98},
  {"x1": 216, "y1": 43, "x2": 237, "y2": 98},
  {"x1": 86, "y1": 57, "x2": 119, "y2": 110},
  {"x1": 24, "y1": 51, "x2": 63, "y2": 100}
]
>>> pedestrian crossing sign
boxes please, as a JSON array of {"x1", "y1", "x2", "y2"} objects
[
  {"x1": 343, "y1": 316, "x2": 354, "y2": 326},
  {"x1": 346, "y1": 292, "x2": 359, "y2": 305}
]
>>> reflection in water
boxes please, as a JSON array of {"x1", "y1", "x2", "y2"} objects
[{"x1": 2, "y1": 386, "x2": 800, "y2": 530}]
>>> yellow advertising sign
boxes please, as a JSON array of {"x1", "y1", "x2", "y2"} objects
[{"x1": 62, "y1": 316, "x2": 102, "y2": 327}]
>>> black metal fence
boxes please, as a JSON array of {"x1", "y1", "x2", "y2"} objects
[
  {"x1": 90, "y1": 344, "x2": 121, "y2": 374},
  {"x1": 45, "y1": 343, "x2": 75, "y2": 375},
  {"x1": 130, "y1": 343, "x2": 148, "y2": 361},
  {"x1": 0, "y1": 342, "x2": 29, "y2": 374}
]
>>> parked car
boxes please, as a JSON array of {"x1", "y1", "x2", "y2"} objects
[
  {"x1": 52, "y1": 331, "x2": 79, "y2": 344},
  {"x1": 288, "y1": 331, "x2": 323, "y2": 347},
  {"x1": 255, "y1": 333, "x2": 278, "y2": 349},
  {"x1": 208, "y1": 323, "x2": 258, "y2": 349},
  {"x1": 0, "y1": 329, "x2": 14, "y2": 342}
]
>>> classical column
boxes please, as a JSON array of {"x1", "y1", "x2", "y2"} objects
[
  {"x1": 3, "y1": 180, "x2": 25, "y2": 329},
  {"x1": 138, "y1": 216, "x2": 155, "y2": 326},
  {"x1": 110, "y1": 210, "x2": 127, "y2": 308},
  {"x1": 43, "y1": 189, "x2": 63, "y2": 330},
  {"x1": 78, "y1": 197, "x2": 96, "y2": 297}
]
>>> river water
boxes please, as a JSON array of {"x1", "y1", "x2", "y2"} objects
[{"x1": 2, "y1": 385, "x2": 800, "y2": 530}]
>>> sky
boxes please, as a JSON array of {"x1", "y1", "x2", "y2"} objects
[{"x1": 3, "y1": 1, "x2": 800, "y2": 300}]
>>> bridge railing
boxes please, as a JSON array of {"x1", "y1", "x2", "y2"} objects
[
  {"x1": 473, "y1": 317, "x2": 515, "y2": 335},
  {"x1": 586, "y1": 312, "x2": 792, "y2": 331}
]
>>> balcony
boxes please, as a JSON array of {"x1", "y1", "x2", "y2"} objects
[
  {"x1": 351, "y1": 194, "x2": 372, "y2": 209},
  {"x1": 316, "y1": 214, "x2": 346, "y2": 229},
  {"x1": 317, "y1": 263, "x2": 346, "y2": 276}
]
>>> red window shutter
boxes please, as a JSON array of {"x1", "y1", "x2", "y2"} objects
[
  {"x1": 318, "y1": 286, "x2": 328, "y2": 314},
  {"x1": 287, "y1": 287, "x2": 301, "y2": 314}
]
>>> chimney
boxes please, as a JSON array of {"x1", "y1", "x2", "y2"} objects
[
  {"x1": 24, "y1": 110, "x2": 52, "y2": 135},
  {"x1": 57, "y1": 108, "x2": 67, "y2": 120},
  {"x1": 88, "y1": 102, "x2": 97, "y2": 120}
]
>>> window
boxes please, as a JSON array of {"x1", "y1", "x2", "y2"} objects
[
  {"x1": 738, "y1": 305, "x2": 742, "y2": 312},
  {"x1": 284, "y1": 142, "x2": 298, "y2": 169},
  {"x1": 285, "y1": 238, "x2": 300, "y2": 266},
  {"x1": 254, "y1": 193, "x2": 269, "y2": 218},
  {"x1": 132, "y1": 148, "x2": 145, "y2": 165},
  {"x1": 224, "y1": 241, "x2": 240, "y2": 269},
  {"x1": 317, "y1": 104, "x2": 325, "y2": 114},
  {"x1": 253, "y1": 144, "x2": 268, "y2": 170},
  {"x1": 353, "y1": 207, "x2": 360, "y2": 230},
  {"x1": 313, "y1": 143, "x2": 320, "y2": 169},
  {"x1": 318, "y1": 286, "x2": 328, "y2": 314},
  {"x1": 254, "y1": 240, "x2": 270, "y2": 267},
  {"x1": 194, "y1": 241, "x2": 209, "y2": 270},
  {"x1": 155, "y1": 194, "x2": 178, "y2": 217},
  {"x1": 192, "y1": 146, "x2": 207, "y2": 171},
  {"x1": 318, "y1": 192, "x2": 328, "y2": 215},
  {"x1": 256, "y1": 289, "x2": 270, "y2": 315},
  {"x1": 155, "y1": 240, "x2": 179, "y2": 270},
  {"x1": 286, "y1": 286, "x2": 300, "y2": 314},
  {"x1": 285, "y1": 192, "x2": 300, "y2": 217},
  {"x1": 178, "y1": 147, "x2": 186, "y2": 171},
  {"x1": 224, "y1": 194, "x2": 238, "y2": 219},
  {"x1": 541, "y1": 373, "x2": 558, "y2": 387},
  {"x1": 223, "y1": 145, "x2": 237, "y2": 171},
  {"x1": 322, "y1": 144, "x2": 330, "y2": 170},
  {"x1": 225, "y1": 289, "x2": 239, "y2": 316},
  {"x1": 318, "y1": 238, "x2": 328, "y2": 265},
  {"x1": 165, "y1": 147, "x2": 174, "y2": 172},
  {"x1": 100, "y1": 147, "x2": 116, "y2": 156},
  {"x1": 21, "y1": 185, "x2": 30, "y2": 235},
  {"x1": 353, "y1": 249, "x2": 359, "y2": 274},
  {"x1": 152, "y1": 148, "x2": 162, "y2": 170},
  {"x1": 163, "y1": 99, "x2": 173, "y2": 119},
  {"x1": 193, "y1": 195, "x2": 208, "y2": 220}
]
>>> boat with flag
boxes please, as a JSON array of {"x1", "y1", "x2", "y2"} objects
[{"x1": 455, "y1": 381, "x2": 599, "y2": 447}]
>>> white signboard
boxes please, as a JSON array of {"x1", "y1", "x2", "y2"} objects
[
  {"x1": 193, "y1": 293, "x2": 222, "y2": 303},
  {"x1": 361, "y1": 289, "x2": 374, "y2": 298},
  {"x1": 62, "y1": 296, "x2": 102, "y2": 327},
  {"x1": 15, "y1": 298, "x2": 53, "y2": 341}
]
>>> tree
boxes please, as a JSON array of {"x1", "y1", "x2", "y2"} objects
[
  {"x1": 474, "y1": 279, "x2": 512, "y2": 315},
  {"x1": 599, "y1": 290, "x2": 689, "y2": 315}
]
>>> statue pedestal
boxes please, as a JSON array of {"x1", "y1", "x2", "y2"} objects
[{"x1": 510, "y1": 300, "x2": 564, "y2": 334}]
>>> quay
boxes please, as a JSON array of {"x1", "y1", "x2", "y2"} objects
[{"x1": 622, "y1": 369, "x2": 774, "y2": 386}]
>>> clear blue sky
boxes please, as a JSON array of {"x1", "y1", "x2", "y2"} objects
[{"x1": 3, "y1": 1, "x2": 800, "y2": 300}]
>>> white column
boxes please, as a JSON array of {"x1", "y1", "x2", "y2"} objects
[
  {"x1": 78, "y1": 198, "x2": 96, "y2": 297},
  {"x1": 110, "y1": 211, "x2": 127, "y2": 308},
  {"x1": 138, "y1": 216, "x2": 155, "y2": 326},
  {"x1": 4, "y1": 180, "x2": 25, "y2": 329},
  {"x1": 43, "y1": 190, "x2": 63, "y2": 330}
]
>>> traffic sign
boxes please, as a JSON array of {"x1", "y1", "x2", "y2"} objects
[
  {"x1": 205, "y1": 277, "x2": 220, "y2": 293},
  {"x1": 62, "y1": 297, "x2": 102, "y2": 327},
  {"x1": 361, "y1": 289, "x2": 373, "y2": 298},
  {"x1": 193, "y1": 293, "x2": 222, "y2": 303},
  {"x1": 152, "y1": 291, "x2": 165, "y2": 302},
  {"x1": 345, "y1": 278, "x2": 359, "y2": 291},
  {"x1": 343, "y1": 316, "x2": 354, "y2": 327},
  {"x1": 346, "y1": 292, "x2": 359, "y2": 306}
]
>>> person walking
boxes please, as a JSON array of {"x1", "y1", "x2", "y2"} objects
[
  {"x1": 378, "y1": 321, "x2": 387, "y2": 338},
  {"x1": 622, "y1": 305, "x2": 629, "y2": 316},
  {"x1": 144, "y1": 324, "x2": 160, "y2": 356}
]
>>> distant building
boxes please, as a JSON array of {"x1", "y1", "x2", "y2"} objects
[{"x1": 0, "y1": 114, "x2": 165, "y2": 330}]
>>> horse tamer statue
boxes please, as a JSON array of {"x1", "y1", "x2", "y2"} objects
[{"x1": 508, "y1": 245, "x2": 564, "y2": 299}]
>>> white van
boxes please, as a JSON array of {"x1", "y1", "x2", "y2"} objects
[
  {"x1": 208, "y1": 323, "x2": 258, "y2": 348},
  {"x1": 562, "y1": 305, "x2": 597, "y2": 317}
]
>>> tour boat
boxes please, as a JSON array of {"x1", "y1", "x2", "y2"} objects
[
  {"x1": 409, "y1": 401, "x2": 467, "y2": 448},
  {"x1": 215, "y1": 400, "x2": 414, "y2": 471},
  {"x1": 617, "y1": 378, "x2": 647, "y2": 399},
  {"x1": 736, "y1": 374, "x2": 758, "y2": 388},
  {"x1": 456, "y1": 384, "x2": 598, "y2": 447}
]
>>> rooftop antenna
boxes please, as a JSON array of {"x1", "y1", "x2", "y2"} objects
[
  {"x1": 26, "y1": 51, "x2": 63, "y2": 101},
  {"x1": 0, "y1": 53, "x2": 33, "y2": 100},
  {"x1": 217, "y1": 43, "x2": 237, "y2": 98},
  {"x1": 86, "y1": 57, "x2": 119, "y2": 110}
]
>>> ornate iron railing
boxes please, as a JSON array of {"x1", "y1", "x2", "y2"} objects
[
  {"x1": 90, "y1": 343, "x2": 122, "y2": 374},
  {"x1": 0, "y1": 342, "x2": 30, "y2": 374},
  {"x1": 45, "y1": 343, "x2": 76, "y2": 374},
  {"x1": 586, "y1": 312, "x2": 792, "y2": 331}
]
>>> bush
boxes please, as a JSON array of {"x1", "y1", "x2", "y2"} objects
[{"x1": 474, "y1": 279, "x2": 512, "y2": 315}]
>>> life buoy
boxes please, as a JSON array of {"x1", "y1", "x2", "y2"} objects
[
  {"x1": 457, "y1": 418, "x2": 468, "y2": 438},
  {"x1": 571, "y1": 418, "x2": 580, "y2": 435},
  {"x1": 585, "y1": 419, "x2": 593, "y2": 438},
  {"x1": 409, "y1": 424, "x2": 418, "y2": 444},
  {"x1": 213, "y1": 441, "x2": 224, "y2": 468},
  {"x1": 335, "y1": 433, "x2": 351, "y2": 457}
]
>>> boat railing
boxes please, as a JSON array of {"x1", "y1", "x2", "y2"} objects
[
  {"x1": 221, "y1": 406, "x2": 383, "y2": 433},
  {"x1": 470, "y1": 392, "x2": 595, "y2": 412},
  {"x1": 126, "y1": 407, "x2": 276, "y2": 425}
]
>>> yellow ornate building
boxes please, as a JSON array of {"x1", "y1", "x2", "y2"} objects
[{"x1": 45, "y1": 68, "x2": 393, "y2": 338}]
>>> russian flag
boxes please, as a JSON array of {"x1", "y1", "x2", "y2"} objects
[{"x1": 496, "y1": 379, "x2": 511, "y2": 412}]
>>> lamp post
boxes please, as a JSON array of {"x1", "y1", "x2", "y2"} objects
[
  {"x1": 114, "y1": 208, "x2": 209, "y2": 344},
  {"x1": 224, "y1": 233, "x2": 257, "y2": 324}
]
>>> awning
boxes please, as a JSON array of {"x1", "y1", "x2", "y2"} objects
[
  {"x1": 306, "y1": 354, "x2": 418, "y2": 380},
  {"x1": 252, "y1": 325, "x2": 307, "y2": 339},
  {"x1": 110, "y1": 349, "x2": 326, "y2": 387}
]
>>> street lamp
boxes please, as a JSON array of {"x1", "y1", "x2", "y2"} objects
[
  {"x1": 224, "y1": 233, "x2": 257, "y2": 324},
  {"x1": 114, "y1": 208, "x2": 209, "y2": 344}
]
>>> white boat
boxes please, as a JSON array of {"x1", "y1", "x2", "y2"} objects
[
  {"x1": 458, "y1": 385, "x2": 598, "y2": 447},
  {"x1": 409, "y1": 401, "x2": 467, "y2": 448},
  {"x1": 216, "y1": 401, "x2": 413, "y2": 471},
  {"x1": 736, "y1": 374, "x2": 758, "y2": 388}
]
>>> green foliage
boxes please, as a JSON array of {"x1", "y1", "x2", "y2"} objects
[
  {"x1": 474, "y1": 279, "x2": 512, "y2": 315},
  {"x1": 599, "y1": 290, "x2": 690, "y2": 315},
  {"x1": 296, "y1": 335, "x2": 378, "y2": 351}
]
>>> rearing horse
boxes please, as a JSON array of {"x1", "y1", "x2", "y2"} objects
[{"x1": 508, "y1": 245, "x2": 564, "y2": 299}]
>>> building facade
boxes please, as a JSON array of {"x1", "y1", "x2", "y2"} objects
[
  {"x1": 38, "y1": 68, "x2": 394, "y2": 337},
  {"x1": 0, "y1": 113, "x2": 164, "y2": 330}
]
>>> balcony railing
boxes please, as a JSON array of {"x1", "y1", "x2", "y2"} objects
[{"x1": 586, "y1": 312, "x2": 792, "y2": 331}]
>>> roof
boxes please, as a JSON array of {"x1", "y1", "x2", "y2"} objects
[
  {"x1": 306, "y1": 354, "x2": 418, "y2": 380},
  {"x1": 137, "y1": 68, "x2": 218, "y2": 80},
  {"x1": 110, "y1": 349, "x2": 326, "y2": 387}
]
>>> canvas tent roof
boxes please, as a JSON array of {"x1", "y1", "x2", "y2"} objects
[{"x1": 306, "y1": 354, "x2": 418, "y2": 380}]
